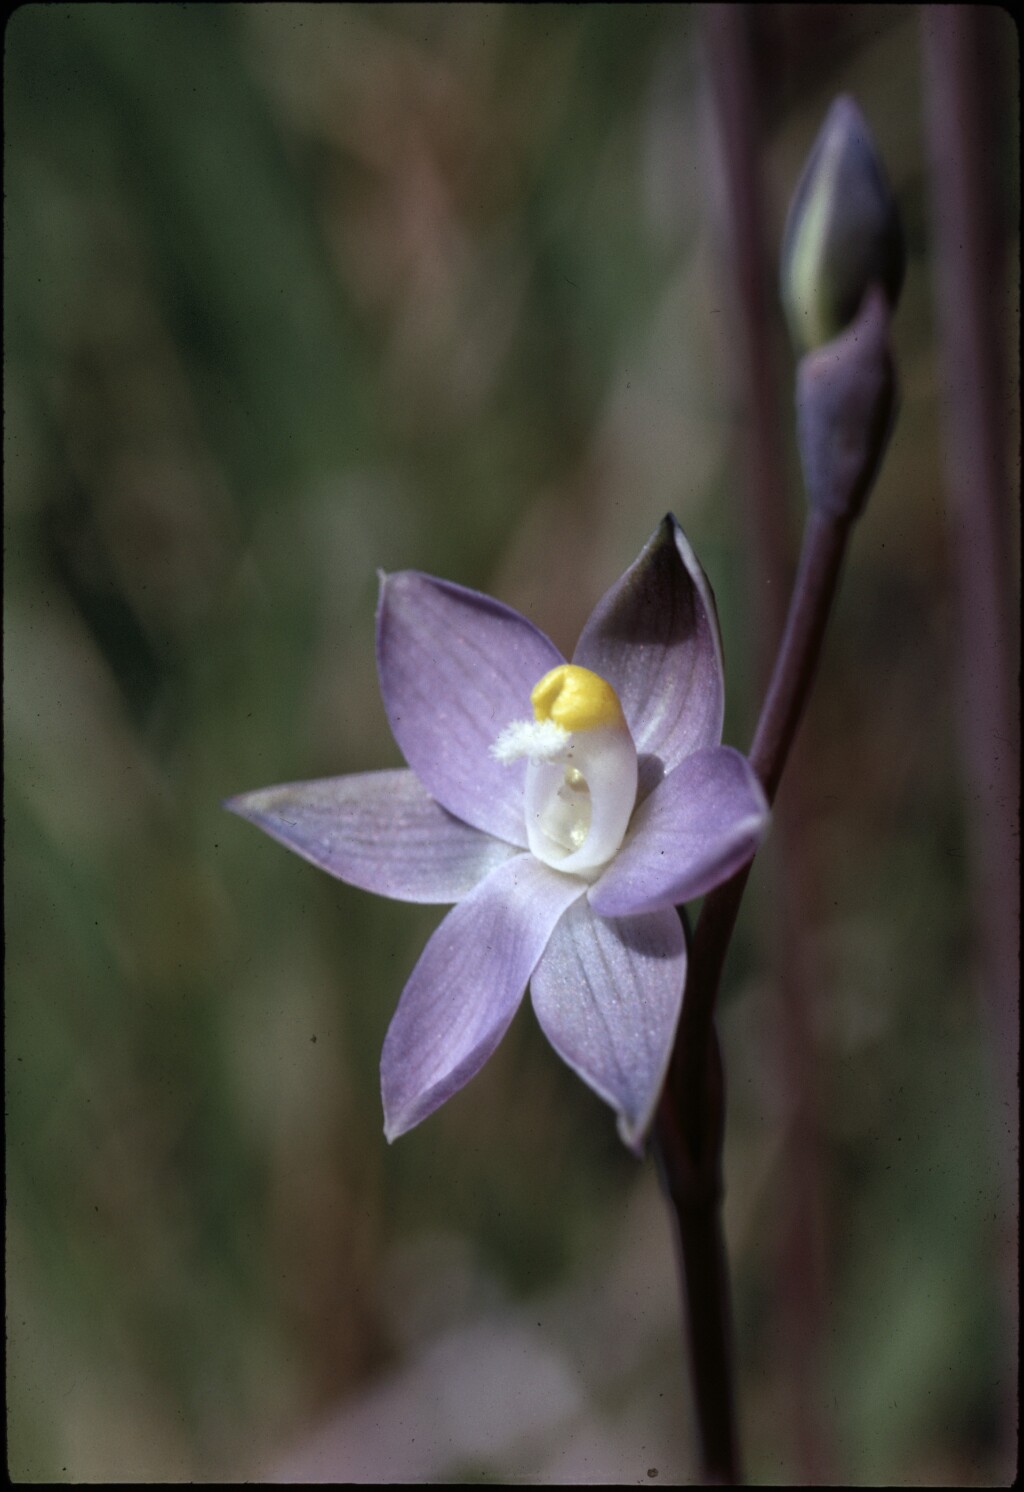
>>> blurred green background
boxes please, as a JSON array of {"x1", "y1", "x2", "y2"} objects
[{"x1": 5, "y1": 4, "x2": 1018, "y2": 1482}]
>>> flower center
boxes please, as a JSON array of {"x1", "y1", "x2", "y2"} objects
[{"x1": 491, "y1": 664, "x2": 638, "y2": 877}]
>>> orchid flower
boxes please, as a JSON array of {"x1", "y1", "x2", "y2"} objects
[{"x1": 227, "y1": 516, "x2": 769, "y2": 1150}]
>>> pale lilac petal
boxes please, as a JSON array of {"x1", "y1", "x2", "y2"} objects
[
  {"x1": 573, "y1": 515, "x2": 725, "y2": 787},
  {"x1": 588, "y1": 747, "x2": 769, "y2": 916},
  {"x1": 377, "y1": 571, "x2": 564, "y2": 846},
  {"x1": 226, "y1": 770, "x2": 518, "y2": 904},
  {"x1": 381, "y1": 855, "x2": 586, "y2": 1140},
  {"x1": 530, "y1": 899, "x2": 686, "y2": 1152}
]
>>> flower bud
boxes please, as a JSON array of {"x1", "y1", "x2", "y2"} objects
[
  {"x1": 781, "y1": 96, "x2": 905, "y2": 354},
  {"x1": 796, "y1": 286, "x2": 896, "y2": 520}
]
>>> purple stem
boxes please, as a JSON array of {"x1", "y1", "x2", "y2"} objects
[
  {"x1": 655, "y1": 502, "x2": 854, "y2": 1484},
  {"x1": 921, "y1": 7, "x2": 1020, "y2": 1471},
  {"x1": 702, "y1": 13, "x2": 832, "y2": 1473},
  {"x1": 920, "y1": 4, "x2": 1019, "y2": 1153}
]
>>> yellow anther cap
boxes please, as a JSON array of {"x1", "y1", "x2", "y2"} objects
[{"x1": 530, "y1": 665, "x2": 626, "y2": 733}]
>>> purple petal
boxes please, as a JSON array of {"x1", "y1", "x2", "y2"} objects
[
  {"x1": 589, "y1": 746, "x2": 769, "y2": 916},
  {"x1": 573, "y1": 515, "x2": 725, "y2": 788},
  {"x1": 381, "y1": 855, "x2": 585, "y2": 1140},
  {"x1": 377, "y1": 571, "x2": 564, "y2": 846},
  {"x1": 226, "y1": 770, "x2": 518, "y2": 904},
  {"x1": 530, "y1": 900, "x2": 686, "y2": 1152}
]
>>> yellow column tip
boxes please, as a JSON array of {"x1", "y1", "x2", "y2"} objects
[{"x1": 530, "y1": 665, "x2": 625, "y2": 733}]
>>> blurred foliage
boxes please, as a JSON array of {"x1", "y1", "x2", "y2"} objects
[{"x1": 4, "y1": 3, "x2": 1017, "y2": 1482}]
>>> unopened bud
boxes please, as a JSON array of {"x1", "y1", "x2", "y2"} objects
[
  {"x1": 796, "y1": 286, "x2": 896, "y2": 520},
  {"x1": 781, "y1": 96, "x2": 905, "y2": 354}
]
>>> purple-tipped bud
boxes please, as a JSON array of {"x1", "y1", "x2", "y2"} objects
[{"x1": 781, "y1": 96, "x2": 905, "y2": 354}]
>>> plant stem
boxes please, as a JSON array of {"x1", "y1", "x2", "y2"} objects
[
  {"x1": 921, "y1": 3, "x2": 1019, "y2": 1158},
  {"x1": 684, "y1": 505, "x2": 850, "y2": 1107},
  {"x1": 703, "y1": 14, "x2": 832, "y2": 1469},
  {"x1": 921, "y1": 8, "x2": 1019, "y2": 1474},
  {"x1": 655, "y1": 503, "x2": 854, "y2": 1483},
  {"x1": 704, "y1": 4, "x2": 792, "y2": 652},
  {"x1": 655, "y1": 1018, "x2": 737, "y2": 1483}
]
